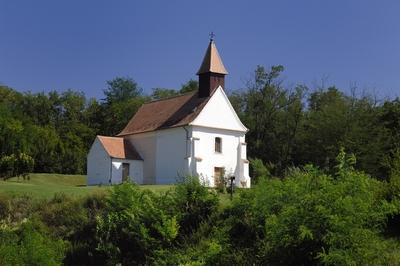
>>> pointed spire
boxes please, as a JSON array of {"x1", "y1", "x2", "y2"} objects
[{"x1": 196, "y1": 40, "x2": 228, "y2": 75}]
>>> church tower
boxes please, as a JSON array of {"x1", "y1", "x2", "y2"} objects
[{"x1": 197, "y1": 36, "x2": 228, "y2": 98}]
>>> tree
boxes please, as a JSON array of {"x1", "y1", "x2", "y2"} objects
[
  {"x1": 0, "y1": 153, "x2": 34, "y2": 180},
  {"x1": 101, "y1": 77, "x2": 146, "y2": 136},
  {"x1": 151, "y1": 88, "x2": 179, "y2": 100},
  {"x1": 103, "y1": 77, "x2": 142, "y2": 105},
  {"x1": 237, "y1": 65, "x2": 305, "y2": 175},
  {"x1": 180, "y1": 79, "x2": 198, "y2": 94}
]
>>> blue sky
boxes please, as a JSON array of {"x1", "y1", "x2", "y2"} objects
[{"x1": 1, "y1": 1, "x2": 400, "y2": 99}]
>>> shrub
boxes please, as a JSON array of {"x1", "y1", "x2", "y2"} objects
[
  {"x1": 38, "y1": 193, "x2": 88, "y2": 239},
  {"x1": 0, "y1": 153, "x2": 34, "y2": 180},
  {"x1": 250, "y1": 157, "x2": 271, "y2": 183},
  {"x1": 173, "y1": 176, "x2": 219, "y2": 234},
  {"x1": 0, "y1": 194, "x2": 11, "y2": 220},
  {"x1": 62, "y1": 193, "x2": 108, "y2": 266},
  {"x1": 0, "y1": 154, "x2": 17, "y2": 179},
  {"x1": 95, "y1": 182, "x2": 179, "y2": 265},
  {"x1": 251, "y1": 164, "x2": 397, "y2": 265},
  {"x1": 0, "y1": 219, "x2": 65, "y2": 266}
]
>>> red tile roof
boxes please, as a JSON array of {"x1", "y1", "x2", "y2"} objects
[
  {"x1": 117, "y1": 91, "x2": 212, "y2": 136},
  {"x1": 97, "y1": 136, "x2": 142, "y2": 160}
]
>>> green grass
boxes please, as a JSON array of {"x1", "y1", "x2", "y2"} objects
[
  {"x1": 0, "y1": 174, "x2": 237, "y2": 207},
  {"x1": 0, "y1": 173, "x2": 172, "y2": 199}
]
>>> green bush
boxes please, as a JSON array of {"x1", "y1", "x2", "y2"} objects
[
  {"x1": 38, "y1": 193, "x2": 88, "y2": 239},
  {"x1": 95, "y1": 182, "x2": 179, "y2": 265},
  {"x1": 173, "y1": 176, "x2": 219, "y2": 234},
  {"x1": 0, "y1": 194, "x2": 11, "y2": 220},
  {"x1": 63, "y1": 194, "x2": 108, "y2": 265},
  {"x1": 0, "y1": 154, "x2": 17, "y2": 179},
  {"x1": 250, "y1": 165, "x2": 398, "y2": 265},
  {"x1": 250, "y1": 157, "x2": 271, "y2": 183},
  {"x1": 0, "y1": 220, "x2": 65, "y2": 266},
  {"x1": 0, "y1": 153, "x2": 34, "y2": 180}
]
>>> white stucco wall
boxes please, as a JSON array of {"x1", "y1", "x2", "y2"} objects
[
  {"x1": 127, "y1": 127, "x2": 189, "y2": 185},
  {"x1": 155, "y1": 127, "x2": 188, "y2": 184},
  {"x1": 191, "y1": 126, "x2": 250, "y2": 187},
  {"x1": 127, "y1": 132, "x2": 157, "y2": 184},
  {"x1": 87, "y1": 138, "x2": 111, "y2": 186},
  {"x1": 110, "y1": 159, "x2": 144, "y2": 184}
]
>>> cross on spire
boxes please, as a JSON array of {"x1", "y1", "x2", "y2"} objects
[{"x1": 209, "y1": 31, "x2": 215, "y2": 41}]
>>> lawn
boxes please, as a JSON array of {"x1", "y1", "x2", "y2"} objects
[
  {"x1": 0, "y1": 173, "x2": 236, "y2": 208},
  {"x1": 0, "y1": 173, "x2": 173, "y2": 199}
]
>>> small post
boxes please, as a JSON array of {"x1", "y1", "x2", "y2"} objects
[{"x1": 230, "y1": 176, "x2": 235, "y2": 200}]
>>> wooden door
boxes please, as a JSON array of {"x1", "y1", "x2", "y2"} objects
[
  {"x1": 214, "y1": 167, "x2": 224, "y2": 186},
  {"x1": 122, "y1": 163, "x2": 130, "y2": 182}
]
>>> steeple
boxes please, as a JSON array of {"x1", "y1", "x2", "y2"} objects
[{"x1": 197, "y1": 35, "x2": 228, "y2": 97}]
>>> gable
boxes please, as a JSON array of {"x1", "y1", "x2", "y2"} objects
[
  {"x1": 88, "y1": 137, "x2": 109, "y2": 159},
  {"x1": 189, "y1": 87, "x2": 248, "y2": 132}
]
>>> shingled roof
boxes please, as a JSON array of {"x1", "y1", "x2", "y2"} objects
[
  {"x1": 117, "y1": 90, "x2": 212, "y2": 136},
  {"x1": 97, "y1": 136, "x2": 143, "y2": 160},
  {"x1": 197, "y1": 40, "x2": 228, "y2": 75}
]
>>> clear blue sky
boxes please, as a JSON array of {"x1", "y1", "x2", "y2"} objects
[{"x1": 1, "y1": 1, "x2": 400, "y2": 99}]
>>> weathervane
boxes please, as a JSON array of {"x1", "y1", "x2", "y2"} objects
[{"x1": 209, "y1": 31, "x2": 215, "y2": 41}]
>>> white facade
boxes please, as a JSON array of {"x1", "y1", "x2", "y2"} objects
[
  {"x1": 126, "y1": 127, "x2": 188, "y2": 185},
  {"x1": 188, "y1": 87, "x2": 250, "y2": 187},
  {"x1": 189, "y1": 126, "x2": 250, "y2": 188},
  {"x1": 87, "y1": 138, "x2": 111, "y2": 185}
]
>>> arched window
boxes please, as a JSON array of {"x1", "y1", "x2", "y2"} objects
[{"x1": 215, "y1": 137, "x2": 222, "y2": 153}]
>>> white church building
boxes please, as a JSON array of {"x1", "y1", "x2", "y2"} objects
[{"x1": 87, "y1": 39, "x2": 251, "y2": 188}]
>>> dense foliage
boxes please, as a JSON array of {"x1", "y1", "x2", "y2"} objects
[
  {"x1": 1, "y1": 158, "x2": 400, "y2": 265},
  {"x1": 230, "y1": 65, "x2": 400, "y2": 179},
  {"x1": 0, "y1": 78, "x2": 197, "y2": 176}
]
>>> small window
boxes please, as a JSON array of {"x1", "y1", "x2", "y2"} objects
[{"x1": 215, "y1": 137, "x2": 222, "y2": 153}]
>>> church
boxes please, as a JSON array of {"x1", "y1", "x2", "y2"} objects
[{"x1": 87, "y1": 38, "x2": 251, "y2": 188}]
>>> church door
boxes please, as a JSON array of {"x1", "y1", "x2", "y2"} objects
[
  {"x1": 122, "y1": 163, "x2": 130, "y2": 182},
  {"x1": 214, "y1": 167, "x2": 224, "y2": 186}
]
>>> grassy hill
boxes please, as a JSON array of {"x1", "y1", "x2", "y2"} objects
[{"x1": 0, "y1": 173, "x2": 172, "y2": 199}]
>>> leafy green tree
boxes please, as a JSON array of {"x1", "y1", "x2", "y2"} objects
[
  {"x1": 0, "y1": 154, "x2": 17, "y2": 179},
  {"x1": 236, "y1": 65, "x2": 305, "y2": 175},
  {"x1": 249, "y1": 158, "x2": 271, "y2": 183},
  {"x1": 180, "y1": 79, "x2": 198, "y2": 94},
  {"x1": 0, "y1": 153, "x2": 34, "y2": 179},
  {"x1": 28, "y1": 125, "x2": 62, "y2": 173},
  {"x1": 103, "y1": 77, "x2": 142, "y2": 104},
  {"x1": 101, "y1": 77, "x2": 146, "y2": 136},
  {"x1": 0, "y1": 107, "x2": 26, "y2": 156},
  {"x1": 16, "y1": 153, "x2": 34, "y2": 178},
  {"x1": 151, "y1": 88, "x2": 179, "y2": 100}
]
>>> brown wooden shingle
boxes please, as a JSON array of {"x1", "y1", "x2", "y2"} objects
[{"x1": 118, "y1": 91, "x2": 212, "y2": 136}]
